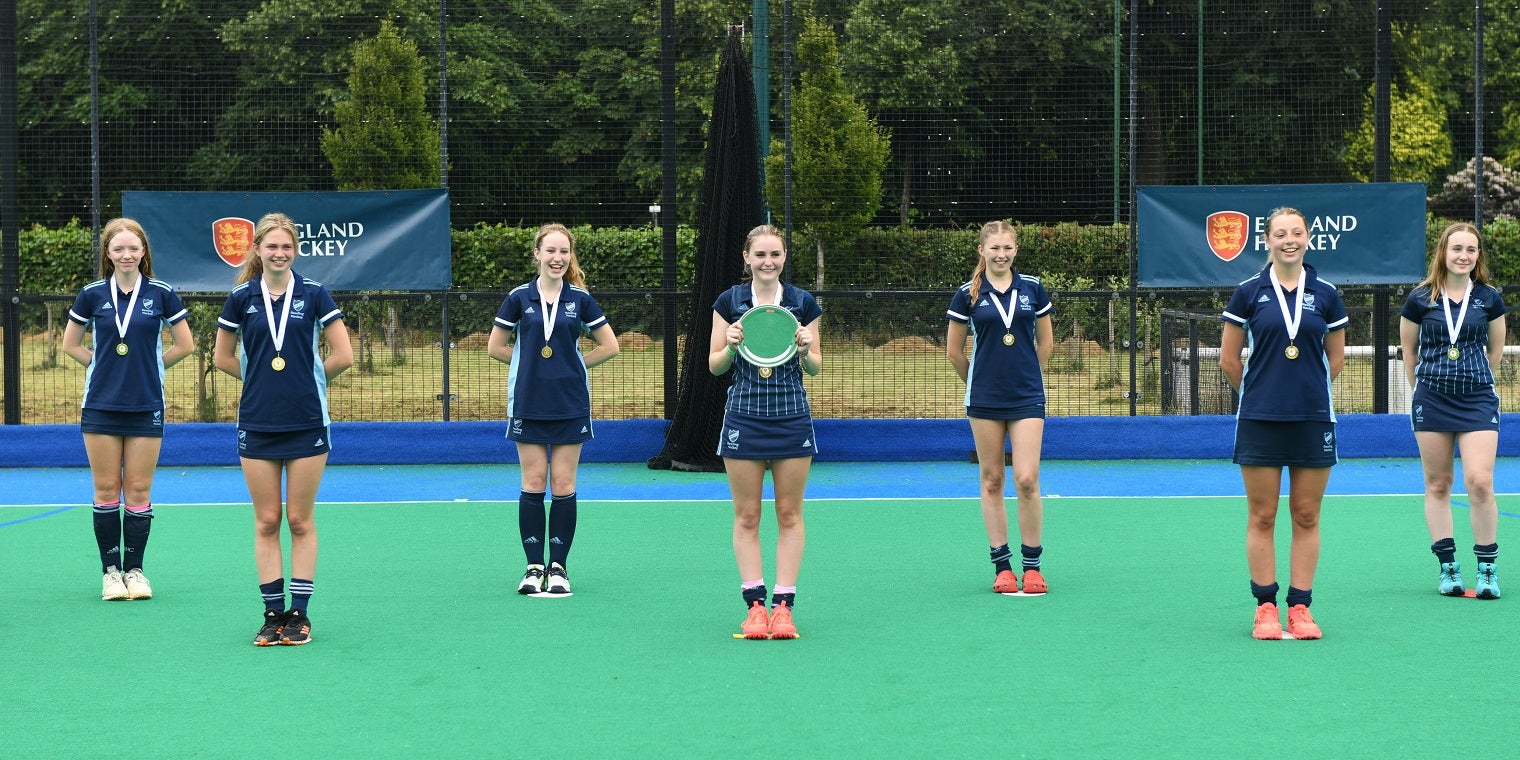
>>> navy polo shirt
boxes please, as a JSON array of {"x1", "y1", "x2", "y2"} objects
[
  {"x1": 494, "y1": 277, "x2": 609, "y2": 420},
  {"x1": 946, "y1": 272, "x2": 1053, "y2": 412},
  {"x1": 1222, "y1": 264, "x2": 1349, "y2": 422},
  {"x1": 68, "y1": 277, "x2": 189, "y2": 412},
  {"x1": 1401, "y1": 283, "x2": 1507, "y2": 394},
  {"x1": 713, "y1": 282, "x2": 822, "y2": 417},
  {"x1": 217, "y1": 272, "x2": 345, "y2": 431}
]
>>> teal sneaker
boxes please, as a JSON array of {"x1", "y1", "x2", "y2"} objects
[
  {"x1": 1438, "y1": 562, "x2": 1465, "y2": 596},
  {"x1": 1475, "y1": 562, "x2": 1500, "y2": 600}
]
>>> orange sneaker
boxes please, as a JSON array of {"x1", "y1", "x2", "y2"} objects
[
  {"x1": 1252, "y1": 603, "x2": 1283, "y2": 640},
  {"x1": 741, "y1": 601, "x2": 770, "y2": 639},
  {"x1": 993, "y1": 570, "x2": 1020, "y2": 593},
  {"x1": 768, "y1": 601, "x2": 798, "y2": 639},
  {"x1": 1021, "y1": 569, "x2": 1048, "y2": 594},
  {"x1": 1286, "y1": 604, "x2": 1321, "y2": 640}
]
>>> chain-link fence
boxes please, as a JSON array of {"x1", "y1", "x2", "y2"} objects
[{"x1": 4, "y1": 2, "x2": 1515, "y2": 423}]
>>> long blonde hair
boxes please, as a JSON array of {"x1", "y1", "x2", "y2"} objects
[
  {"x1": 234, "y1": 213, "x2": 300, "y2": 286},
  {"x1": 968, "y1": 220, "x2": 1017, "y2": 303},
  {"x1": 1416, "y1": 222, "x2": 1489, "y2": 303},
  {"x1": 534, "y1": 223, "x2": 586, "y2": 288},
  {"x1": 98, "y1": 218, "x2": 155, "y2": 280}
]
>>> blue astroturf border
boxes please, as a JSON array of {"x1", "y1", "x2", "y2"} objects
[{"x1": 2, "y1": 413, "x2": 1516, "y2": 468}]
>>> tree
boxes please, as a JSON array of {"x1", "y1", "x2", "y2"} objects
[
  {"x1": 764, "y1": 15, "x2": 890, "y2": 289},
  {"x1": 321, "y1": 20, "x2": 441, "y2": 190},
  {"x1": 1344, "y1": 74, "x2": 1453, "y2": 183}
]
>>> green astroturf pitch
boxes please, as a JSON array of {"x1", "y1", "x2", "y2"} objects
[{"x1": 3, "y1": 480, "x2": 1519, "y2": 757}]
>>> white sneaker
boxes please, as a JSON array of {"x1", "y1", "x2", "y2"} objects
[
  {"x1": 123, "y1": 569, "x2": 153, "y2": 600},
  {"x1": 102, "y1": 567, "x2": 129, "y2": 600},
  {"x1": 517, "y1": 564, "x2": 546, "y2": 595},
  {"x1": 544, "y1": 563, "x2": 571, "y2": 594}
]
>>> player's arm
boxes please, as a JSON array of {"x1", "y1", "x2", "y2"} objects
[
  {"x1": 798, "y1": 318, "x2": 821, "y2": 377},
  {"x1": 487, "y1": 325, "x2": 513, "y2": 364},
  {"x1": 1219, "y1": 323, "x2": 1246, "y2": 391},
  {"x1": 322, "y1": 319, "x2": 354, "y2": 380},
  {"x1": 946, "y1": 320, "x2": 969, "y2": 382},
  {"x1": 62, "y1": 320, "x2": 93, "y2": 367},
  {"x1": 163, "y1": 320, "x2": 196, "y2": 369},
  {"x1": 1398, "y1": 317, "x2": 1419, "y2": 388},
  {"x1": 1325, "y1": 327, "x2": 1346, "y2": 381},
  {"x1": 1488, "y1": 316, "x2": 1507, "y2": 372},
  {"x1": 709, "y1": 311, "x2": 738, "y2": 376},
  {"x1": 584, "y1": 324, "x2": 620, "y2": 369},
  {"x1": 213, "y1": 328, "x2": 242, "y2": 380},
  {"x1": 1035, "y1": 314, "x2": 1054, "y2": 370}
]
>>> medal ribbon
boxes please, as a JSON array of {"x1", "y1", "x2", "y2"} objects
[
  {"x1": 109, "y1": 274, "x2": 142, "y2": 349},
  {"x1": 539, "y1": 277, "x2": 560, "y2": 350},
  {"x1": 1442, "y1": 279, "x2": 1473, "y2": 354},
  {"x1": 260, "y1": 278, "x2": 293, "y2": 360},
  {"x1": 1269, "y1": 266, "x2": 1305, "y2": 347},
  {"x1": 987, "y1": 280, "x2": 1017, "y2": 335}
]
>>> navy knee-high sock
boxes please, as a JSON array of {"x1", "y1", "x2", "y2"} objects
[
  {"x1": 519, "y1": 490, "x2": 547, "y2": 565},
  {"x1": 548, "y1": 492, "x2": 578, "y2": 566},
  {"x1": 93, "y1": 502, "x2": 122, "y2": 572},
  {"x1": 122, "y1": 505, "x2": 153, "y2": 571}
]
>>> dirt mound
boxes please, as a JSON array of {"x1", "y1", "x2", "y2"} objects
[
  {"x1": 618, "y1": 332, "x2": 655, "y2": 351},
  {"x1": 456, "y1": 332, "x2": 491, "y2": 349}
]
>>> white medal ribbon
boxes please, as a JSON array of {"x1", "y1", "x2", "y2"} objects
[
  {"x1": 1442, "y1": 279, "x2": 1473, "y2": 353},
  {"x1": 539, "y1": 277, "x2": 561, "y2": 350},
  {"x1": 753, "y1": 282, "x2": 784, "y2": 307},
  {"x1": 1269, "y1": 266, "x2": 1306, "y2": 347},
  {"x1": 260, "y1": 278, "x2": 294, "y2": 360},
  {"x1": 110, "y1": 274, "x2": 142, "y2": 350},
  {"x1": 988, "y1": 279, "x2": 1017, "y2": 334}
]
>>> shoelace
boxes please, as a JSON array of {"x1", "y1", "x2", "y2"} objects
[{"x1": 1479, "y1": 567, "x2": 1496, "y2": 585}]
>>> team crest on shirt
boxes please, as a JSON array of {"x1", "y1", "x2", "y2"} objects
[
  {"x1": 565, "y1": 302, "x2": 577, "y2": 315},
  {"x1": 291, "y1": 299, "x2": 306, "y2": 320},
  {"x1": 140, "y1": 299, "x2": 154, "y2": 314},
  {"x1": 1303, "y1": 293, "x2": 1317, "y2": 311},
  {"x1": 1019, "y1": 294, "x2": 1031, "y2": 311}
]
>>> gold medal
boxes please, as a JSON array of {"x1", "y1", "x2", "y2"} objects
[
  {"x1": 1448, "y1": 346, "x2": 1461, "y2": 361},
  {"x1": 115, "y1": 342, "x2": 129, "y2": 356},
  {"x1": 759, "y1": 367, "x2": 773, "y2": 379},
  {"x1": 1002, "y1": 333, "x2": 1014, "y2": 346},
  {"x1": 271, "y1": 356, "x2": 286, "y2": 371},
  {"x1": 541, "y1": 346, "x2": 553, "y2": 359},
  {"x1": 1284, "y1": 344, "x2": 1299, "y2": 360}
]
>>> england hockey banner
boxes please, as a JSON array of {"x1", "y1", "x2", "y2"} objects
[
  {"x1": 1136, "y1": 183, "x2": 1426, "y2": 287},
  {"x1": 122, "y1": 188, "x2": 451, "y2": 291}
]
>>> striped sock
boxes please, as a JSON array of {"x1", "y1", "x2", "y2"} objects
[
  {"x1": 1021, "y1": 544, "x2": 1043, "y2": 573},
  {"x1": 741, "y1": 579, "x2": 767, "y2": 608},
  {"x1": 773, "y1": 585, "x2": 796, "y2": 609},
  {"x1": 260, "y1": 578, "x2": 285, "y2": 612},
  {"x1": 989, "y1": 544, "x2": 1013, "y2": 573},
  {"x1": 1431, "y1": 537, "x2": 1457, "y2": 564},
  {"x1": 1475, "y1": 542, "x2": 1499, "y2": 565},
  {"x1": 289, "y1": 578, "x2": 314, "y2": 612}
]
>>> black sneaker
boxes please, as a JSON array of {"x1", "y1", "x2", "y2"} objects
[
  {"x1": 254, "y1": 609, "x2": 285, "y2": 647},
  {"x1": 280, "y1": 609, "x2": 312, "y2": 645},
  {"x1": 544, "y1": 563, "x2": 571, "y2": 594}
]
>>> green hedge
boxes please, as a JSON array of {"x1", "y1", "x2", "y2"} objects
[{"x1": 9, "y1": 217, "x2": 1517, "y2": 295}]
